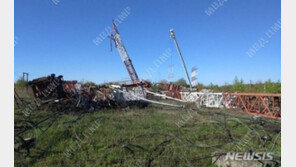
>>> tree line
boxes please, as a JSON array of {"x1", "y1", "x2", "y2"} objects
[
  {"x1": 172, "y1": 76, "x2": 281, "y2": 93},
  {"x1": 15, "y1": 76, "x2": 281, "y2": 94}
]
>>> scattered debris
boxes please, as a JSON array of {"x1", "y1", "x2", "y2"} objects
[
  {"x1": 14, "y1": 138, "x2": 35, "y2": 150},
  {"x1": 27, "y1": 74, "x2": 152, "y2": 111}
]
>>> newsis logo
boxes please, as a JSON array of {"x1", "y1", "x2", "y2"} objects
[{"x1": 225, "y1": 152, "x2": 273, "y2": 161}]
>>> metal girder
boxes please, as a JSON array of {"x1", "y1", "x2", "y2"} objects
[
  {"x1": 222, "y1": 93, "x2": 281, "y2": 120},
  {"x1": 181, "y1": 92, "x2": 224, "y2": 108},
  {"x1": 171, "y1": 91, "x2": 281, "y2": 120}
]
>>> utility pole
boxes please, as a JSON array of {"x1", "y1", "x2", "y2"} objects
[{"x1": 170, "y1": 29, "x2": 192, "y2": 90}]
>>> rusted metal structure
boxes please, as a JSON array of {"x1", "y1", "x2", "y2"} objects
[
  {"x1": 28, "y1": 74, "x2": 112, "y2": 107},
  {"x1": 158, "y1": 82, "x2": 185, "y2": 99},
  {"x1": 223, "y1": 92, "x2": 281, "y2": 120},
  {"x1": 26, "y1": 74, "x2": 281, "y2": 119},
  {"x1": 121, "y1": 81, "x2": 152, "y2": 88},
  {"x1": 157, "y1": 83, "x2": 281, "y2": 119},
  {"x1": 26, "y1": 74, "x2": 152, "y2": 109},
  {"x1": 28, "y1": 74, "x2": 77, "y2": 103}
]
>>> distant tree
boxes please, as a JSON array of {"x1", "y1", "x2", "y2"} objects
[
  {"x1": 83, "y1": 81, "x2": 96, "y2": 87},
  {"x1": 206, "y1": 82, "x2": 220, "y2": 92},
  {"x1": 273, "y1": 80, "x2": 281, "y2": 93},
  {"x1": 170, "y1": 77, "x2": 281, "y2": 93},
  {"x1": 263, "y1": 79, "x2": 281, "y2": 93},
  {"x1": 264, "y1": 79, "x2": 273, "y2": 93},
  {"x1": 246, "y1": 80, "x2": 253, "y2": 92},
  {"x1": 252, "y1": 80, "x2": 263, "y2": 92},
  {"x1": 209, "y1": 82, "x2": 214, "y2": 89},
  {"x1": 212, "y1": 84, "x2": 220, "y2": 92},
  {"x1": 232, "y1": 76, "x2": 245, "y2": 92},
  {"x1": 174, "y1": 78, "x2": 188, "y2": 87},
  {"x1": 14, "y1": 78, "x2": 27, "y2": 89},
  {"x1": 159, "y1": 79, "x2": 168, "y2": 83},
  {"x1": 221, "y1": 82, "x2": 232, "y2": 92},
  {"x1": 196, "y1": 83, "x2": 204, "y2": 90}
]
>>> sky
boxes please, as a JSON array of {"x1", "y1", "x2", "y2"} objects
[{"x1": 14, "y1": 0, "x2": 281, "y2": 85}]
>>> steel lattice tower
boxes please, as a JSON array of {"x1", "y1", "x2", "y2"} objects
[{"x1": 110, "y1": 22, "x2": 140, "y2": 84}]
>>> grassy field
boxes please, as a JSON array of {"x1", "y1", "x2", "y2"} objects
[
  {"x1": 15, "y1": 94, "x2": 281, "y2": 166},
  {"x1": 14, "y1": 88, "x2": 281, "y2": 167}
]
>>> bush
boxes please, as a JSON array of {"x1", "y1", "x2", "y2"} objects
[
  {"x1": 83, "y1": 81, "x2": 96, "y2": 87},
  {"x1": 14, "y1": 78, "x2": 27, "y2": 89},
  {"x1": 174, "y1": 78, "x2": 188, "y2": 87},
  {"x1": 232, "y1": 76, "x2": 245, "y2": 92}
]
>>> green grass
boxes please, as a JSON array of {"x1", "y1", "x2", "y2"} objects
[{"x1": 14, "y1": 105, "x2": 281, "y2": 167}]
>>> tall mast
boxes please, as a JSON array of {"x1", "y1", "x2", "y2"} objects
[{"x1": 170, "y1": 29, "x2": 192, "y2": 90}]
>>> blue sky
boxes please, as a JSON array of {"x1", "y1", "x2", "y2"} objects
[{"x1": 14, "y1": 0, "x2": 281, "y2": 85}]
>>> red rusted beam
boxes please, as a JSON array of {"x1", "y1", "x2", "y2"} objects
[{"x1": 223, "y1": 92, "x2": 281, "y2": 120}]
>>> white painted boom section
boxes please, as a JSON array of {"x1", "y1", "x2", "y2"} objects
[{"x1": 113, "y1": 33, "x2": 129, "y2": 62}]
